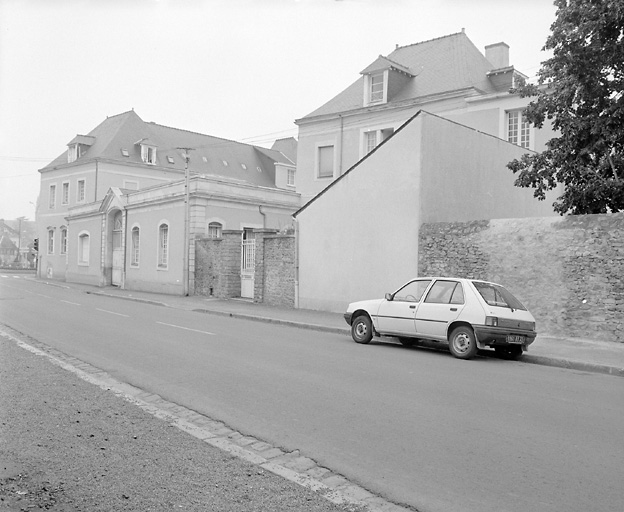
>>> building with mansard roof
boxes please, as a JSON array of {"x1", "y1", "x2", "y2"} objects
[{"x1": 37, "y1": 110, "x2": 299, "y2": 296}]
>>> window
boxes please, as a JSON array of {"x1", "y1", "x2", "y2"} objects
[
  {"x1": 62, "y1": 182, "x2": 69, "y2": 205},
  {"x1": 47, "y1": 229, "x2": 55, "y2": 254},
  {"x1": 363, "y1": 127, "x2": 395, "y2": 155},
  {"x1": 507, "y1": 110, "x2": 531, "y2": 148},
  {"x1": 141, "y1": 145, "x2": 157, "y2": 164},
  {"x1": 167, "y1": 156, "x2": 175, "y2": 164},
  {"x1": 287, "y1": 168, "x2": 295, "y2": 186},
  {"x1": 393, "y1": 280, "x2": 432, "y2": 303},
  {"x1": 49, "y1": 185, "x2": 56, "y2": 209},
  {"x1": 67, "y1": 144, "x2": 81, "y2": 163},
  {"x1": 424, "y1": 280, "x2": 464, "y2": 304},
  {"x1": 207, "y1": 222, "x2": 222, "y2": 238},
  {"x1": 473, "y1": 282, "x2": 527, "y2": 311},
  {"x1": 365, "y1": 131, "x2": 377, "y2": 155},
  {"x1": 317, "y1": 145, "x2": 334, "y2": 178},
  {"x1": 158, "y1": 223, "x2": 168, "y2": 268},
  {"x1": 131, "y1": 227, "x2": 140, "y2": 266},
  {"x1": 369, "y1": 72, "x2": 385, "y2": 103},
  {"x1": 78, "y1": 233, "x2": 90, "y2": 265},
  {"x1": 60, "y1": 227, "x2": 67, "y2": 255},
  {"x1": 77, "y1": 179, "x2": 85, "y2": 202}
]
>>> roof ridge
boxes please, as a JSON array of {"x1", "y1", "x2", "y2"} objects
[
  {"x1": 394, "y1": 30, "x2": 465, "y2": 52},
  {"x1": 146, "y1": 121, "x2": 279, "y2": 152}
]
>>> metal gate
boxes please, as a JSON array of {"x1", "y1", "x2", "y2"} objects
[{"x1": 241, "y1": 229, "x2": 255, "y2": 299}]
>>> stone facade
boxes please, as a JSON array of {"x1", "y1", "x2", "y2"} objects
[{"x1": 419, "y1": 213, "x2": 624, "y2": 342}]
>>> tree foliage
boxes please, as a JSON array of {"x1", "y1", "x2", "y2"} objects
[{"x1": 508, "y1": 0, "x2": 624, "y2": 215}]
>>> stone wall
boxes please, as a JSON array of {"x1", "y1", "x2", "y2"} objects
[
  {"x1": 194, "y1": 230, "x2": 242, "y2": 298},
  {"x1": 194, "y1": 230, "x2": 296, "y2": 307},
  {"x1": 419, "y1": 213, "x2": 624, "y2": 342},
  {"x1": 261, "y1": 235, "x2": 296, "y2": 307}
]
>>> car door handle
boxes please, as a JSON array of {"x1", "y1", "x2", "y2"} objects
[
  {"x1": 409, "y1": 305, "x2": 416, "y2": 309},
  {"x1": 450, "y1": 307, "x2": 458, "y2": 311}
]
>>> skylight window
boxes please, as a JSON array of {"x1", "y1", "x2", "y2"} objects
[
  {"x1": 241, "y1": 163, "x2": 247, "y2": 170},
  {"x1": 202, "y1": 157, "x2": 208, "y2": 162},
  {"x1": 222, "y1": 160, "x2": 228, "y2": 166},
  {"x1": 121, "y1": 149, "x2": 129, "y2": 157},
  {"x1": 167, "y1": 156, "x2": 175, "y2": 164}
]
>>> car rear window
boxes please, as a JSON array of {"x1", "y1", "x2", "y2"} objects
[{"x1": 472, "y1": 282, "x2": 527, "y2": 311}]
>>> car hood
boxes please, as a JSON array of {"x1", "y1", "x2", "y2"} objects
[{"x1": 345, "y1": 299, "x2": 385, "y2": 314}]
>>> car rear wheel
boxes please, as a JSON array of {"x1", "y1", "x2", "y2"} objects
[
  {"x1": 448, "y1": 326, "x2": 478, "y2": 360},
  {"x1": 351, "y1": 315, "x2": 373, "y2": 344}
]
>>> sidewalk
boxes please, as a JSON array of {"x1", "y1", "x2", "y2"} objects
[{"x1": 44, "y1": 279, "x2": 624, "y2": 378}]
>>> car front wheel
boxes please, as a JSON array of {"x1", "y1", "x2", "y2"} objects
[
  {"x1": 448, "y1": 326, "x2": 478, "y2": 360},
  {"x1": 351, "y1": 315, "x2": 373, "y2": 344}
]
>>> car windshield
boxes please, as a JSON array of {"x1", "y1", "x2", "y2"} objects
[{"x1": 472, "y1": 282, "x2": 527, "y2": 311}]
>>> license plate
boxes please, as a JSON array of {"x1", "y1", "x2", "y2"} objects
[{"x1": 506, "y1": 334, "x2": 525, "y2": 344}]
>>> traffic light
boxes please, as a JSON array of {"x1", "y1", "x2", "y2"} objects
[{"x1": 33, "y1": 238, "x2": 39, "y2": 252}]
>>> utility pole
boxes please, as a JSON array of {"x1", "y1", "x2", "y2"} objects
[{"x1": 177, "y1": 148, "x2": 194, "y2": 296}]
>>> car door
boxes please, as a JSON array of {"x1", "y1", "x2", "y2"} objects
[
  {"x1": 376, "y1": 279, "x2": 432, "y2": 335},
  {"x1": 415, "y1": 279, "x2": 466, "y2": 340}
]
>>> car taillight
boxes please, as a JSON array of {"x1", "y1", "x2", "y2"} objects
[{"x1": 485, "y1": 316, "x2": 498, "y2": 327}]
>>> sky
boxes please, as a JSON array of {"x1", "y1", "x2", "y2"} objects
[{"x1": 0, "y1": 0, "x2": 557, "y2": 221}]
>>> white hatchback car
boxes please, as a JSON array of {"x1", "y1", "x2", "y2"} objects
[{"x1": 344, "y1": 277, "x2": 537, "y2": 360}]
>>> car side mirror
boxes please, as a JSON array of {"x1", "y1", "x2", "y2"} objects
[{"x1": 385, "y1": 293, "x2": 393, "y2": 301}]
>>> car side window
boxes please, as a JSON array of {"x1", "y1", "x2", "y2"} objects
[
  {"x1": 424, "y1": 280, "x2": 464, "y2": 304},
  {"x1": 393, "y1": 280, "x2": 432, "y2": 303}
]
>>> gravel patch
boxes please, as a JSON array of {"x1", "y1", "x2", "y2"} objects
[{"x1": 0, "y1": 334, "x2": 371, "y2": 512}]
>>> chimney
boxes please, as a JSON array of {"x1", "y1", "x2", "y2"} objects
[{"x1": 485, "y1": 42, "x2": 510, "y2": 69}]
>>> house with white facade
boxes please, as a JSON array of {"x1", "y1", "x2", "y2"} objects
[
  {"x1": 294, "y1": 30, "x2": 555, "y2": 205},
  {"x1": 292, "y1": 31, "x2": 558, "y2": 312},
  {"x1": 37, "y1": 110, "x2": 299, "y2": 296}
]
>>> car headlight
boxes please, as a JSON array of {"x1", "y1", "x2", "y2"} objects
[{"x1": 485, "y1": 316, "x2": 498, "y2": 327}]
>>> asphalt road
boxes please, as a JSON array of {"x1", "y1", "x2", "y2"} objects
[{"x1": 1, "y1": 276, "x2": 623, "y2": 512}]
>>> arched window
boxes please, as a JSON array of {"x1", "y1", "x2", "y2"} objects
[
  {"x1": 131, "y1": 226, "x2": 140, "y2": 266},
  {"x1": 207, "y1": 222, "x2": 222, "y2": 238},
  {"x1": 158, "y1": 223, "x2": 168, "y2": 268},
  {"x1": 78, "y1": 233, "x2": 90, "y2": 265}
]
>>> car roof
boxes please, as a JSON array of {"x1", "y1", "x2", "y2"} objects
[{"x1": 410, "y1": 277, "x2": 504, "y2": 287}]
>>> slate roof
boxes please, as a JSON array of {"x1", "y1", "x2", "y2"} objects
[
  {"x1": 270, "y1": 137, "x2": 297, "y2": 164},
  {"x1": 299, "y1": 31, "x2": 501, "y2": 120},
  {"x1": 41, "y1": 110, "x2": 293, "y2": 189}
]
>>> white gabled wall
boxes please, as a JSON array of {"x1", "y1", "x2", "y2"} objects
[{"x1": 296, "y1": 115, "x2": 424, "y2": 313}]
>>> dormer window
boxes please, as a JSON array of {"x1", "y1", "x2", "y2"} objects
[
  {"x1": 66, "y1": 135, "x2": 95, "y2": 163},
  {"x1": 369, "y1": 72, "x2": 385, "y2": 103},
  {"x1": 361, "y1": 56, "x2": 413, "y2": 107},
  {"x1": 141, "y1": 145, "x2": 157, "y2": 165},
  {"x1": 67, "y1": 144, "x2": 81, "y2": 163}
]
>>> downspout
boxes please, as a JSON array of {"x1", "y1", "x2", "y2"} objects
[
  {"x1": 122, "y1": 209, "x2": 127, "y2": 290},
  {"x1": 339, "y1": 114, "x2": 344, "y2": 175},
  {"x1": 259, "y1": 205, "x2": 266, "y2": 228},
  {"x1": 294, "y1": 216, "x2": 299, "y2": 309},
  {"x1": 94, "y1": 159, "x2": 99, "y2": 201}
]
